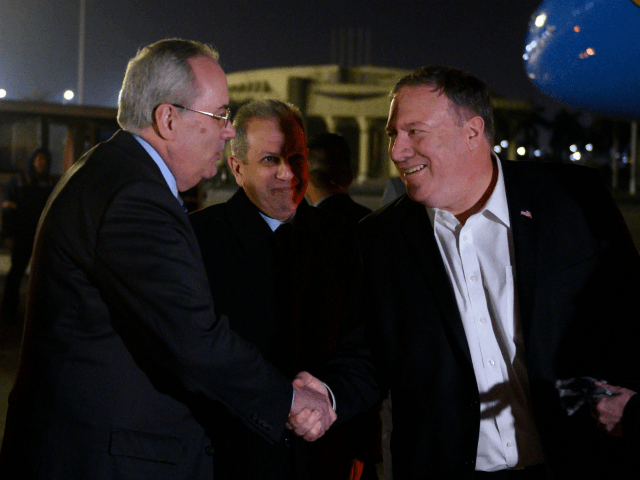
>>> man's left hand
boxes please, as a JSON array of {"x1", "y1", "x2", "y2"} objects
[{"x1": 593, "y1": 382, "x2": 637, "y2": 436}]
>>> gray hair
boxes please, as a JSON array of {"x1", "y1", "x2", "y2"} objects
[
  {"x1": 117, "y1": 38, "x2": 219, "y2": 132},
  {"x1": 392, "y1": 66, "x2": 495, "y2": 145},
  {"x1": 230, "y1": 99, "x2": 305, "y2": 162}
]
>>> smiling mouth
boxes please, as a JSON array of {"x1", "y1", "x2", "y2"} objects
[{"x1": 404, "y1": 165, "x2": 426, "y2": 175}]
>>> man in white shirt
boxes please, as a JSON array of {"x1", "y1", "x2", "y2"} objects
[{"x1": 294, "y1": 66, "x2": 640, "y2": 479}]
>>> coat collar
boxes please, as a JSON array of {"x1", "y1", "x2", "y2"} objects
[
  {"x1": 396, "y1": 195, "x2": 475, "y2": 369},
  {"x1": 501, "y1": 159, "x2": 541, "y2": 341},
  {"x1": 226, "y1": 188, "x2": 275, "y2": 248}
]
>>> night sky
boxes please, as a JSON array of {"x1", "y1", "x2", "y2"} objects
[{"x1": 1, "y1": 0, "x2": 549, "y2": 109}]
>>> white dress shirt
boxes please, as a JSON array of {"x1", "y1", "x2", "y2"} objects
[{"x1": 427, "y1": 159, "x2": 543, "y2": 471}]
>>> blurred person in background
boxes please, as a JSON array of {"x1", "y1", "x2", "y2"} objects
[
  {"x1": 0, "y1": 147, "x2": 55, "y2": 332},
  {"x1": 306, "y1": 133, "x2": 372, "y2": 225}
]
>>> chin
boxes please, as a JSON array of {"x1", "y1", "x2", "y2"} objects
[{"x1": 405, "y1": 187, "x2": 429, "y2": 206}]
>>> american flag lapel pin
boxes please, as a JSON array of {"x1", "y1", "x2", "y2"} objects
[{"x1": 520, "y1": 210, "x2": 532, "y2": 218}]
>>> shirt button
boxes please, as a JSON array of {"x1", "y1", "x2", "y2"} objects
[
  {"x1": 488, "y1": 359, "x2": 495, "y2": 366},
  {"x1": 462, "y1": 235, "x2": 468, "y2": 242},
  {"x1": 479, "y1": 317, "x2": 486, "y2": 324},
  {"x1": 470, "y1": 274, "x2": 477, "y2": 282},
  {"x1": 507, "y1": 441, "x2": 513, "y2": 447}
]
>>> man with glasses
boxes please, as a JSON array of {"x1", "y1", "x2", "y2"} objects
[
  {"x1": 190, "y1": 99, "x2": 378, "y2": 480},
  {"x1": 0, "y1": 39, "x2": 334, "y2": 480}
]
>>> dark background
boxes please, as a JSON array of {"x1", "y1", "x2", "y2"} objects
[{"x1": 1, "y1": 0, "x2": 551, "y2": 108}]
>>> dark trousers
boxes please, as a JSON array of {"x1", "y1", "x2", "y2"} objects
[{"x1": 1, "y1": 238, "x2": 33, "y2": 321}]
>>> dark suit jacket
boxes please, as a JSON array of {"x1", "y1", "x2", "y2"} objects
[
  {"x1": 0, "y1": 131, "x2": 292, "y2": 480},
  {"x1": 334, "y1": 160, "x2": 640, "y2": 479},
  {"x1": 189, "y1": 189, "x2": 373, "y2": 480},
  {"x1": 316, "y1": 193, "x2": 372, "y2": 225}
]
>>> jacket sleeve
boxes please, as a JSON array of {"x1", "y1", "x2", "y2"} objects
[{"x1": 94, "y1": 179, "x2": 293, "y2": 443}]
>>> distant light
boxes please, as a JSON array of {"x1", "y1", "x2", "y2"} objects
[
  {"x1": 517, "y1": 147, "x2": 526, "y2": 156},
  {"x1": 569, "y1": 144, "x2": 578, "y2": 152},
  {"x1": 534, "y1": 150, "x2": 542, "y2": 157},
  {"x1": 574, "y1": 26, "x2": 580, "y2": 33},
  {"x1": 0, "y1": 89, "x2": 6, "y2": 99},
  {"x1": 535, "y1": 13, "x2": 547, "y2": 28},
  {"x1": 586, "y1": 143, "x2": 593, "y2": 151},
  {"x1": 523, "y1": 53, "x2": 530, "y2": 61},
  {"x1": 64, "y1": 90, "x2": 75, "y2": 101},
  {"x1": 571, "y1": 152, "x2": 582, "y2": 161},
  {"x1": 494, "y1": 145, "x2": 502, "y2": 153},
  {"x1": 500, "y1": 140, "x2": 509, "y2": 148},
  {"x1": 586, "y1": 48, "x2": 595, "y2": 56}
]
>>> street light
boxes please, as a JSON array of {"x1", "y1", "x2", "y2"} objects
[
  {"x1": 64, "y1": 90, "x2": 75, "y2": 101},
  {"x1": 0, "y1": 89, "x2": 6, "y2": 99}
]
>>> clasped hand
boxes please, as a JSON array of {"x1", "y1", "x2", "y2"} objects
[
  {"x1": 592, "y1": 382, "x2": 636, "y2": 436},
  {"x1": 287, "y1": 371, "x2": 337, "y2": 441}
]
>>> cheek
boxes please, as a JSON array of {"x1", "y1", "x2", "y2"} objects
[{"x1": 298, "y1": 167, "x2": 309, "y2": 185}]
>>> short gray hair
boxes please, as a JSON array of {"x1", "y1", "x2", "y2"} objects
[
  {"x1": 117, "y1": 38, "x2": 219, "y2": 132},
  {"x1": 230, "y1": 99, "x2": 305, "y2": 162}
]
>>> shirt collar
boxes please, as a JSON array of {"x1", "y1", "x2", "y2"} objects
[
  {"x1": 132, "y1": 133, "x2": 179, "y2": 200},
  {"x1": 426, "y1": 154, "x2": 510, "y2": 228},
  {"x1": 260, "y1": 212, "x2": 285, "y2": 232},
  {"x1": 259, "y1": 209, "x2": 298, "y2": 232},
  {"x1": 482, "y1": 155, "x2": 510, "y2": 228}
]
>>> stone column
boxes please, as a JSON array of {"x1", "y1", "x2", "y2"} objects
[
  {"x1": 356, "y1": 116, "x2": 370, "y2": 183},
  {"x1": 324, "y1": 116, "x2": 337, "y2": 133}
]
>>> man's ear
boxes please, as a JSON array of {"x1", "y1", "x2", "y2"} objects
[
  {"x1": 154, "y1": 104, "x2": 179, "y2": 140},
  {"x1": 466, "y1": 115, "x2": 485, "y2": 151},
  {"x1": 228, "y1": 155, "x2": 244, "y2": 187}
]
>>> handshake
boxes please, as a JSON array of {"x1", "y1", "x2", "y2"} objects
[{"x1": 287, "y1": 371, "x2": 337, "y2": 442}]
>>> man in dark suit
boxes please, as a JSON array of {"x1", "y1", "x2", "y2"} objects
[
  {"x1": 305, "y1": 133, "x2": 372, "y2": 225},
  {"x1": 0, "y1": 40, "x2": 333, "y2": 480},
  {"x1": 190, "y1": 99, "x2": 378, "y2": 480},
  {"x1": 296, "y1": 66, "x2": 640, "y2": 478}
]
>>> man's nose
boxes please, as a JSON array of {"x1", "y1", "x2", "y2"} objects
[
  {"x1": 222, "y1": 122, "x2": 235, "y2": 140},
  {"x1": 389, "y1": 135, "x2": 412, "y2": 163},
  {"x1": 277, "y1": 160, "x2": 294, "y2": 180}
]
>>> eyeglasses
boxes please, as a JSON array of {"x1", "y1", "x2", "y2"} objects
[{"x1": 170, "y1": 104, "x2": 232, "y2": 128}]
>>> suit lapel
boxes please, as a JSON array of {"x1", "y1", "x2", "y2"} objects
[
  {"x1": 502, "y1": 160, "x2": 541, "y2": 343},
  {"x1": 225, "y1": 189, "x2": 279, "y2": 297},
  {"x1": 226, "y1": 188, "x2": 275, "y2": 249},
  {"x1": 397, "y1": 196, "x2": 474, "y2": 367}
]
